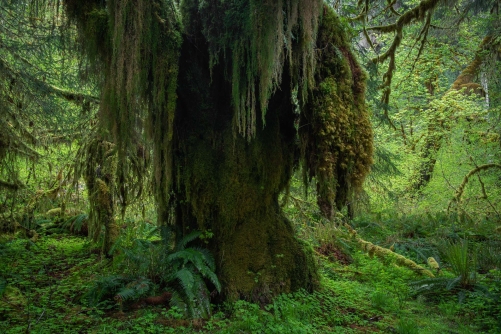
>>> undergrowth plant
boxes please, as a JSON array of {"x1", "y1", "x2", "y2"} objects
[
  {"x1": 440, "y1": 239, "x2": 477, "y2": 288},
  {"x1": 85, "y1": 223, "x2": 221, "y2": 318}
]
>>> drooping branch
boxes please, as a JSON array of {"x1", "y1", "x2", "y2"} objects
[
  {"x1": 0, "y1": 56, "x2": 99, "y2": 106},
  {"x1": 366, "y1": 0, "x2": 442, "y2": 126}
]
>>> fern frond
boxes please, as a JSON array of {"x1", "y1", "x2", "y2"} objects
[
  {"x1": 410, "y1": 277, "x2": 451, "y2": 295},
  {"x1": 83, "y1": 275, "x2": 125, "y2": 306},
  {"x1": 170, "y1": 290, "x2": 188, "y2": 314},
  {"x1": 71, "y1": 214, "x2": 88, "y2": 231},
  {"x1": 175, "y1": 231, "x2": 201, "y2": 251},
  {"x1": 145, "y1": 226, "x2": 159, "y2": 239},
  {"x1": 174, "y1": 267, "x2": 196, "y2": 302},
  {"x1": 167, "y1": 248, "x2": 200, "y2": 266},
  {"x1": 128, "y1": 276, "x2": 152, "y2": 296},
  {"x1": 194, "y1": 247, "x2": 216, "y2": 271},
  {"x1": 108, "y1": 235, "x2": 124, "y2": 256},
  {"x1": 116, "y1": 287, "x2": 137, "y2": 301},
  {"x1": 203, "y1": 268, "x2": 221, "y2": 293},
  {"x1": 445, "y1": 276, "x2": 462, "y2": 290}
]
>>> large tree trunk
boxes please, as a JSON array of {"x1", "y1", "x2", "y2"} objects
[{"x1": 173, "y1": 33, "x2": 318, "y2": 302}]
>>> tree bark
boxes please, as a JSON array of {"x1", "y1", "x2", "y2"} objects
[{"x1": 172, "y1": 32, "x2": 318, "y2": 302}]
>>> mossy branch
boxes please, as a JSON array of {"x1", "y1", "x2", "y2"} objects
[
  {"x1": 451, "y1": 35, "x2": 494, "y2": 91},
  {"x1": 344, "y1": 224, "x2": 435, "y2": 277},
  {"x1": 0, "y1": 179, "x2": 25, "y2": 190},
  {"x1": 448, "y1": 163, "x2": 501, "y2": 213},
  {"x1": 368, "y1": 0, "x2": 440, "y2": 35},
  {"x1": 0, "y1": 56, "x2": 99, "y2": 105},
  {"x1": 367, "y1": 0, "x2": 441, "y2": 125},
  {"x1": 408, "y1": 35, "x2": 497, "y2": 191}
]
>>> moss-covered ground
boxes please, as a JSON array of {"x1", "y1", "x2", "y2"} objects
[{"x1": 1, "y1": 200, "x2": 500, "y2": 333}]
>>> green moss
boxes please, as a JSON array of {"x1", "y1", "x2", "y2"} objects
[
  {"x1": 81, "y1": 138, "x2": 117, "y2": 257},
  {"x1": 300, "y1": 6, "x2": 373, "y2": 218},
  {"x1": 222, "y1": 215, "x2": 318, "y2": 302}
]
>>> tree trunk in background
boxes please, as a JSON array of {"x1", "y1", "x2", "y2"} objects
[
  {"x1": 409, "y1": 36, "x2": 493, "y2": 191},
  {"x1": 84, "y1": 139, "x2": 118, "y2": 257}
]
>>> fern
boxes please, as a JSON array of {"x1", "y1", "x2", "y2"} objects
[
  {"x1": 89, "y1": 226, "x2": 220, "y2": 317},
  {"x1": 440, "y1": 239, "x2": 477, "y2": 287},
  {"x1": 0, "y1": 277, "x2": 6, "y2": 297},
  {"x1": 83, "y1": 275, "x2": 126, "y2": 307},
  {"x1": 83, "y1": 275, "x2": 154, "y2": 307},
  {"x1": 175, "y1": 231, "x2": 202, "y2": 252},
  {"x1": 160, "y1": 231, "x2": 221, "y2": 318},
  {"x1": 62, "y1": 213, "x2": 88, "y2": 232},
  {"x1": 115, "y1": 287, "x2": 138, "y2": 302},
  {"x1": 173, "y1": 268, "x2": 196, "y2": 302}
]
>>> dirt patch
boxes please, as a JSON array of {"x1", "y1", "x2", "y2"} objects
[{"x1": 315, "y1": 243, "x2": 352, "y2": 265}]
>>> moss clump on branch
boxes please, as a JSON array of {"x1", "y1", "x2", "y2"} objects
[{"x1": 300, "y1": 8, "x2": 373, "y2": 219}]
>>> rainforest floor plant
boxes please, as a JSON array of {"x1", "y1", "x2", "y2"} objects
[{"x1": 85, "y1": 224, "x2": 221, "y2": 318}]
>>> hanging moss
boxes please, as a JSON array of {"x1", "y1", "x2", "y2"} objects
[
  {"x1": 64, "y1": 0, "x2": 181, "y2": 223},
  {"x1": 81, "y1": 137, "x2": 117, "y2": 256},
  {"x1": 193, "y1": 0, "x2": 323, "y2": 138},
  {"x1": 300, "y1": 7, "x2": 373, "y2": 219},
  {"x1": 64, "y1": 0, "x2": 110, "y2": 66}
]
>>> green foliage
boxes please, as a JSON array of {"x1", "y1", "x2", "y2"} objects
[
  {"x1": 395, "y1": 318, "x2": 420, "y2": 334},
  {"x1": 163, "y1": 231, "x2": 221, "y2": 319},
  {"x1": 83, "y1": 275, "x2": 154, "y2": 308},
  {"x1": 440, "y1": 239, "x2": 477, "y2": 288},
  {"x1": 107, "y1": 225, "x2": 220, "y2": 318},
  {"x1": 62, "y1": 213, "x2": 88, "y2": 234}
]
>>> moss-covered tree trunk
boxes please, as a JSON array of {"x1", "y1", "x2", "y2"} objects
[
  {"x1": 172, "y1": 32, "x2": 317, "y2": 302},
  {"x1": 62, "y1": 0, "x2": 373, "y2": 303},
  {"x1": 84, "y1": 138, "x2": 118, "y2": 257},
  {"x1": 409, "y1": 36, "x2": 493, "y2": 191}
]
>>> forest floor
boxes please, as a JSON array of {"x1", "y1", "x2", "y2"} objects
[{"x1": 1, "y1": 212, "x2": 499, "y2": 333}]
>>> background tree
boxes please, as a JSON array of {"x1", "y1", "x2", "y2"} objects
[{"x1": 0, "y1": 0, "x2": 98, "y2": 231}]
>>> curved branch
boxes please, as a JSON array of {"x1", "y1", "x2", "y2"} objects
[
  {"x1": 368, "y1": 0, "x2": 441, "y2": 34},
  {"x1": 452, "y1": 163, "x2": 501, "y2": 206}
]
